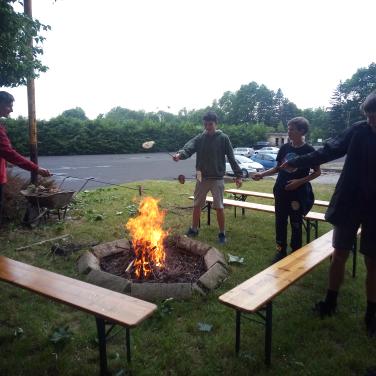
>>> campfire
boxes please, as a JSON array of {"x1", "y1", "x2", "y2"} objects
[
  {"x1": 78, "y1": 196, "x2": 230, "y2": 300},
  {"x1": 125, "y1": 196, "x2": 168, "y2": 280}
]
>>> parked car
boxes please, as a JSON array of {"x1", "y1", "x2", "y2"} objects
[
  {"x1": 259, "y1": 146, "x2": 279, "y2": 154},
  {"x1": 233, "y1": 147, "x2": 254, "y2": 158},
  {"x1": 251, "y1": 152, "x2": 278, "y2": 169},
  {"x1": 226, "y1": 155, "x2": 264, "y2": 178},
  {"x1": 254, "y1": 141, "x2": 271, "y2": 150}
]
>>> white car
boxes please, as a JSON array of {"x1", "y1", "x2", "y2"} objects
[
  {"x1": 226, "y1": 155, "x2": 264, "y2": 178},
  {"x1": 233, "y1": 147, "x2": 254, "y2": 158},
  {"x1": 259, "y1": 146, "x2": 279, "y2": 154}
]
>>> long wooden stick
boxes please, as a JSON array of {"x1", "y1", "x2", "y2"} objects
[{"x1": 16, "y1": 234, "x2": 71, "y2": 251}]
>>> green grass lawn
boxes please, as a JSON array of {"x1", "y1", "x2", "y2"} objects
[{"x1": 0, "y1": 179, "x2": 374, "y2": 375}]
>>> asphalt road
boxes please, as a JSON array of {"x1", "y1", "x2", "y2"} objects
[
  {"x1": 11, "y1": 152, "x2": 340, "y2": 191},
  {"x1": 12, "y1": 153, "x2": 197, "y2": 191}
]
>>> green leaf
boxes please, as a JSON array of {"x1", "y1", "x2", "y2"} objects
[
  {"x1": 197, "y1": 322, "x2": 213, "y2": 332},
  {"x1": 14, "y1": 327, "x2": 24, "y2": 337},
  {"x1": 49, "y1": 325, "x2": 73, "y2": 344},
  {"x1": 228, "y1": 253, "x2": 244, "y2": 264}
]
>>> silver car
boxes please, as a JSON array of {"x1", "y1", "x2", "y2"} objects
[{"x1": 226, "y1": 155, "x2": 264, "y2": 178}]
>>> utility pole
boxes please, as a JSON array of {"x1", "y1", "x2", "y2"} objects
[{"x1": 24, "y1": 0, "x2": 38, "y2": 184}]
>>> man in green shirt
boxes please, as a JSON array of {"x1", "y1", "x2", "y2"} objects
[{"x1": 173, "y1": 111, "x2": 242, "y2": 244}]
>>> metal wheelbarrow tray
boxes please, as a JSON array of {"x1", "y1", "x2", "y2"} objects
[
  {"x1": 20, "y1": 190, "x2": 76, "y2": 226},
  {"x1": 20, "y1": 190, "x2": 75, "y2": 210}
]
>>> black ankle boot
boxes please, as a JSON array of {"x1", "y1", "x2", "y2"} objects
[
  {"x1": 314, "y1": 301, "x2": 336, "y2": 318},
  {"x1": 365, "y1": 314, "x2": 376, "y2": 338}
]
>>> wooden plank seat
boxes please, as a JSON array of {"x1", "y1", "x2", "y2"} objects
[
  {"x1": 225, "y1": 188, "x2": 329, "y2": 220},
  {"x1": 219, "y1": 231, "x2": 335, "y2": 364},
  {"x1": 0, "y1": 256, "x2": 157, "y2": 375},
  {"x1": 224, "y1": 188, "x2": 330, "y2": 207},
  {"x1": 188, "y1": 196, "x2": 358, "y2": 278},
  {"x1": 219, "y1": 227, "x2": 361, "y2": 364},
  {"x1": 189, "y1": 195, "x2": 326, "y2": 243}
]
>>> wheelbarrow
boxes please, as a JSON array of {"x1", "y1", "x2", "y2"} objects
[{"x1": 21, "y1": 176, "x2": 94, "y2": 226}]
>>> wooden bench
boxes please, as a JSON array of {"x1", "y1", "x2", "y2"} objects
[
  {"x1": 189, "y1": 195, "x2": 358, "y2": 279},
  {"x1": 189, "y1": 195, "x2": 326, "y2": 243},
  {"x1": 219, "y1": 231, "x2": 336, "y2": 365},
  {"x1": 0, "y1": 256, "x2": 157, "y2": 375},
  {"x1": 219, "y1": 227, "x2": 361, "y2": 364},
  {"x1": 225, "y1": 188, "x2": 330, "y2": 207}
]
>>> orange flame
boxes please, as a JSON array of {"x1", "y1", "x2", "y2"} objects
[{"x1": 125, "y1": 196, "x2": 167, "y2": 279}]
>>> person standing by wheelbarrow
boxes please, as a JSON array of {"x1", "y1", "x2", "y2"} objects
[
  {"x1": 0, "y1": 91, "x2": 51, "y2": 225},
  {"x1": 173, "y1": 111, "x2": 242, "y2": 244}
]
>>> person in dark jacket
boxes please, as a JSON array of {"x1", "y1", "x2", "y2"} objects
[
  {"x1": 281, "y1": 92, "x2": 376, "y2": 337},
  {"x1": 173, "y1": 111, "x2": 242, "y2": 244},
  {"x1": 252, "y1": 117, "x2": 321, "y2": 263},
  {"x1": 0, "y1": 91, "x2": 51, "y2": 224}
]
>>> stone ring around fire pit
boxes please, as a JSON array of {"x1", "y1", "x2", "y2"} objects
[{"x1": 77, "y1": 235, "x2": 229, "y2": 301}]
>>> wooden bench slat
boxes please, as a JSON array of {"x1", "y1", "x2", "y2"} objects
[
  {"x1": 225, "y1": 189, "x2": 274, "y2": 199},
  {"x1": 225, "y1": 188, "x2": 330, "y2": 207},
  {"x1": 190, "y1": 196, "x2": 326, "y2": 222},
  {"x1": 0, "y1": 256, "x2": 157, "y2": 327},
  {"x1": 218, "y1": 230, "x2": 333, "y2": 312}
]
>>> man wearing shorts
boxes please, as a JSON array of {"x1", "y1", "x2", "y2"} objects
[
  {"x1": 281, "y1": 92, "x2": 376, "y2": 337},
  {"x1": 173, "y1": 111, "x2": 242, "y2": 244}
]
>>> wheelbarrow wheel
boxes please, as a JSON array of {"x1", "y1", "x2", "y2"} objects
[{"x1": 23, "y1": 204, "x2": 48, "y2": 228}]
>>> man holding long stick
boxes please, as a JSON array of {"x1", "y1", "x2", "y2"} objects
[{"x1": 173, "y1": 111, "x2": 242, "y2": 244}]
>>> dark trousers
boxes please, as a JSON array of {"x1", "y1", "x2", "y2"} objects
[
  {"x1": 274, "y1": 191, "x2": 303, "y2": 252},
  {"x1": 0, "y1": 184, "x2": 3, "y2": 225}
]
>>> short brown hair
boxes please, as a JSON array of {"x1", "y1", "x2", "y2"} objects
[
  {"x1": 360, "y1": 92, "x2": 376, "y2": 114},
  {"x1": 203, "y1": 111, "x2": 218, "y2": 123},
  {"x1": 287, "y1": 117, "x2": 310, "y2": 135},
  {"x1": 0, "y1": 91, "x2": 14, "y2": 105}
]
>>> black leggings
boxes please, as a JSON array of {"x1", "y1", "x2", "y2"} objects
[{"x1": 274, "y1": 192, "x2": 303, "y2": 252}]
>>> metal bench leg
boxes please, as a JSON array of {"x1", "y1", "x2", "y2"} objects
[
  {"x1": 314, "y1": 220, "x2": 318, "y2": 239},
  {"x1": 306, "y1": 220, "x2": 311, "y2": 244},
  {"x1": 352, "y1": 236, "x2": 357, "y2": 278},
  {"x1": 126, "y1": 327, "x2": 131, "y2": 363},
  {"x1": 265, "y1": 302, "x2": 272, "y2": 366},
  {"x1": 241, "y1": 195, "x2": 246, "y2": 217},
  {"x1": 95, "y1": 317, "x2": 108, "y2": 376},
  {"x1": 235, "y1": 310, "x2": 241, "y2": 355}
]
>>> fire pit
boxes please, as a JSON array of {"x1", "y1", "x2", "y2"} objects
[{"x1": 77, "y1": 197, "x2": 229, "y2": 300}]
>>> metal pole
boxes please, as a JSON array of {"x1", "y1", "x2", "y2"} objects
[{"x1": 24, "y1": 0, "x2": 38, "y2": 184}]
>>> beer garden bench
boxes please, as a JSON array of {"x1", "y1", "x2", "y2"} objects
[
  {"x1": 188, "y1": 195, "x2": 357, "y2": 278},
  {"x1": 0, "y1": 256, "x2": 157, "y2": 376},
  {"x1": 224, "y1": 188, "x2": 330, "y2": 208},
  {"x1": 189, "y1": 195, "x2": 326, "y2": 243},
  {"x1": 219, "y1": 229, "x2": 358, "y2": 365}
]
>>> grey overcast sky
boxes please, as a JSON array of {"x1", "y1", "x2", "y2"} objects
[{"x1": 5, "y1": 0, "x2": 376, "y2": 120}]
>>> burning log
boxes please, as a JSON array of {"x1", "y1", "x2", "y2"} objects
[
  {"x1": 124, "y1": 260, "x2": 134, "y2": 279},
  {"x1": 125, "y1": 197, "x2": 168, "y2": 280}
]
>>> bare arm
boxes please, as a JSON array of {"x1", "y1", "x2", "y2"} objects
[{"x1": 252, "y1": 166, "x2": 280, "y2": 181}]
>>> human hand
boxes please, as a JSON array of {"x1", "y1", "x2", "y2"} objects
[
  {"x1": 252, "y1": 172, "x2": 263, "y2": 181},
  {"x1": 285, "y1": 179, "x2": 301, "y2": 191},
  {"x1": 172, "y1": 153, "x2": 180, "y2": 162},
  {"x1": 37, "y1": 168, "x2": 52, "y2": 177},
  {"x1": 280, "y1": 161, "x2": 297, "y2": 173},
  {"x1": 235, "y1": 177, "x2": 242, "y2": 188}
]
